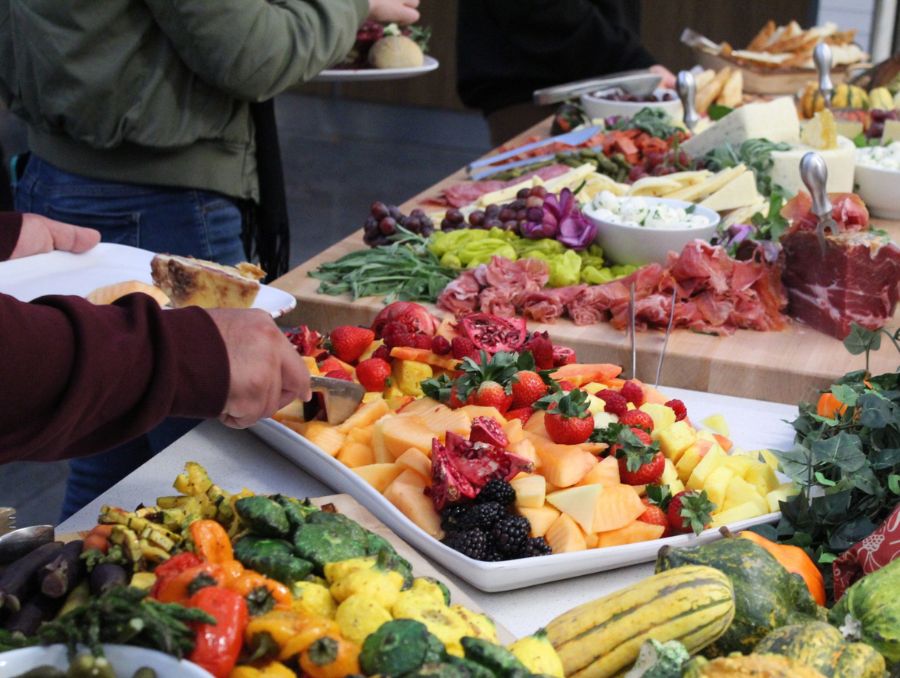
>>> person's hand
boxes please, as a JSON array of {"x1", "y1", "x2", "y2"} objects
[
  {"x1": 9, "y1": 213, "x2": 101, "y2": 259},
  {"x1": 650, "y1": 64, "x2": 676, "y2": 89},
  {"x1": 367, "y1": 0, "x2": 420, "y2": 25},
  {"x1": 208, "y1": 308, "x2": 312, "y2": 428}
]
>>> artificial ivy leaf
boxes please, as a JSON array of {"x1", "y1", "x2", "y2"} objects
[
  {"x1": 831, "y1": 383, "x2": 859, "y2": 407},
  {"x1": 869, "y1": 447, "x2": 900, "y2": 471},
  {"x1": 889, "y1": 474, "x2": 900, "y2": 495},
  {"x1": 858, "y1": 392, "x2": 896, "y2": 429},
  {"x1": 829, "y1": 516, "x2": 877, "y2": 551},
  {"x1": 810, "y1": 432, "x2": 866, "y2": 473},
  {"x1": 772, "y1": 445, "x2": 815, "y2": 486},
  {"x1": 814, "y1": 471, "x2": 836, "y2": 487},
  {"x1": 811, "y1": 490, "x2": 852, "y2": 522},
  {"x1": 847, "y1": 465, "x2": 880, "y2": 495},
  {"x1": 817, "y1": 552, "x2": 838, "y2": 564},
  {"x1": 843, "y1": 323, "x2": 882, "y2": 355}
]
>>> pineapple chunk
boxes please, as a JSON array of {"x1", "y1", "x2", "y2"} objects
[
  {"x1": 639, "y1": 403, "x2": 676, "y2": 438},
  {"x1": 511, "y1": 474, "x2": 546, "y2": 509},
  {"x1": 657, "y1": 420, "x2": 696, "y2": 462},
  {"x1": 586, "y1": 394, "x2": 606, "y2": 415},
  {"x1": 722, "y1": 476, "x2": 769, "y2": 515},
  {"x1": 659, "y1": 459, "x2": 684, "y2": 494},
  {"x1": 721, "y1": 455, "x2": 753, "y2": 476},
  {"x1": 703, "y1": 466, "x2": 734, "y2": 509},
  {"x1": 701, "y1": 414, "x2": 730, "y2": 437},
  {"x1": 766, "y1": 483, "x2": 800, "y2": 513},
  {"x1": 744, "y1": 460, "x2": 779, "y2": 495},
  {"x1": 675, "y1": 444, "x2": 703, "y2": 483},
  {"x1": 517, "y1": 504, "x2": 560, "y2": 538},
  {"x1": 710, "y1": 501, "x2": 765, "y2": 528},
  {"x1": 392, "y1": 360, "x2": 433, "y2": 397},
  {"x1": 686, "y1": 445, "x2": 727, "y2": 491}
]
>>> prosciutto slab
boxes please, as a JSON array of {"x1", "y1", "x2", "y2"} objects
[{"x1": 780, "y1": 193, "x2": 900, "y2": 339}]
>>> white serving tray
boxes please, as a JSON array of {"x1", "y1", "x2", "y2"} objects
[
  {"x1": 0, "y1": 243, "x2": 296, "y2": 318},
  {"x1": 252, "y1": 386, "x2": 797, "y2": 591},
  {"x1": 315, "y1": 56, "x2": 439, "y2": 82}
]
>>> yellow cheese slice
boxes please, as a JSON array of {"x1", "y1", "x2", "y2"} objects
[
  {"x1": 882, "y1": 119, "x2": 900, "y2": 143},
  {"x1": 664, "y1": 165, "x2": 747, "y2": 202},
  {"x1": 699, "y1": 170, "x2": 762, "y2": 212}
]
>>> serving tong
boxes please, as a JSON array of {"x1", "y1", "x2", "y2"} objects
[
  {"x1": 627, "y1": 284, "x2": 678, "y2": 388},
  {"x1": 466, "y1": 125, "x2": 601, "y2": 176},
  {"x1": 799, "y1": 152, "x2": 836, "y2": 255}
]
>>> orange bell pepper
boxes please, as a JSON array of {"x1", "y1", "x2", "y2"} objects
[
  {"x1": 816, "y1": 392, "x2": 847, "y2": 419},
  {"x1": 740, "y1": 531, "x2": 826, "y2": 606},
  {"x1": 227, "y1": 569, "x2": 292, "y2": 609},
  {"x1": 245, "y1": 610, "x2": 339, "y2": 661},
  {"x1": 299, "y1": 636, "x2": 361, "y2": 678},
  {"x1": 191, "y1": 519, "x2": 234, "y2": 564}
]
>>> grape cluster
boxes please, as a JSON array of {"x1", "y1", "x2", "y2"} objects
[
  {"x1": 440, "y1": 185, "x2": 548, "y2": 233},
  {"x1": 627, "y1": 148, "x2": 696, "y2": 182},
  {"x1": 597, "y1": 89, "x2": 677, "y2": 103},
  {"x1": 363, "y1": 201, "x2": 435, "y2": 246}
]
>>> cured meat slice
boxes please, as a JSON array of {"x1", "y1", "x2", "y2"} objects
[
  {"x1": 521, "y1": 285, "x2": 585, "y2": 324},
  {"x1": 437, "y1": 269, "x2": 481, "y2": 316},
  {"x1": 478, "y1": 286, "x2": 517, "y2": 317},
  {"x1": 427, "y1": 165, "x2": 571, "y2": 207}
]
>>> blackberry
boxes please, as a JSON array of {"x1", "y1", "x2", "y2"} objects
[
  {"x1": 443, "y1": 528, "x2": 489, "y2": 560},
  {"x1": 477, "y1": 479, "x2": 516, "y2": 506},
  {"x1": 491, "y1": 515, "x2": 529, "y2": 555},
  {"x1": 525, "y1": 537, "x2": 552, "y2": 557},
  {"x1": 464, "y1": 502, "x2": 505, "y2": 529},
  {"x1": 482, "y1": 547, "x2": 505, "y2": 562},
  {"x1": 440, "y1": 503, "x2": 473, "y2": 530}
]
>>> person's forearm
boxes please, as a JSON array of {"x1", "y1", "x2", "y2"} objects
[
  {"x1": 0, "y1": 293, "x2": 229, "y2": 463},
  {"x1": 0, "y1": 212, "x2": 23, "y2": 261}
]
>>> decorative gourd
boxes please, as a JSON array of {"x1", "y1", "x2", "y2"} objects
[
  {"x1": 868, "y1": 86, "x2": 894, "y2": 110},
  {"x1": 828, "y1": 557, "x2": 900, "y2": 664},
  {"x1": 832, "y1": 84, "x2": 869, "y2": 110},
  {"x1": 800, "y1": 82, "x2": 827, "y2": 119},
  {"x1": 738, "y1": 530, "x2": 825, "y2": 605},
  {"x1": 755, "y1": 622, "x2": 885, "y2": 678},
  {"x1": 683, "y1": 654, "x2": 827, "y2": 677},
  {"x1": 655, "y1": 536, "x2": 820, "y2": 656},
  {"x1": 545, "y1": 565, "x2": 735, "y2": 678}
]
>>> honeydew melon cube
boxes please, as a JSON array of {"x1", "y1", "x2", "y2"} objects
[
  {"x1": 701, "y1": 413, "x2": 730, "y2": 437},
  {"x1": 710, "y1": 501, "x2": 765, "y2": 528},
  {"x1": 639, "y1": 403, "x2": 677, "y2": 438},
  {"x1": 657, "y1": 420, "x2": 696, "y2": 462},
  {"x1": 703, "y1": 466, "x2": 734, "y2": 509},
  {"x1": 546, "y1": 485, "x2": 605, "y2": 534},
  {"x1": 686, "y1": 445, "x2": 727, "y2": 491},
  {"x1": 766, "y1": 483, "x2": 800, "y2": 513},
  {"x1": 511, "y1": 474, "x2": 546, "y2": 509},
  {"x1": 722, "y1": 476, "x2": 769, "y2": 515}
]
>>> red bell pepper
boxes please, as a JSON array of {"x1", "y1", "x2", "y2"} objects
[
  {"x1": 150, "y1": 552, "x2": 203, "y2": 599},
  {"x1": 187, "y1": 586, "x2": 248, "y2": 678}
]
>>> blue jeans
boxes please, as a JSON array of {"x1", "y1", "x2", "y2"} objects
[{"x1": 15, "y1": 157, "x2": 245, "y2": 519}]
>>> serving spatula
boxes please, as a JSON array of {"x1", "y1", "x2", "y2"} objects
[
  {"x1": 799, "y1": 152, "x2": 836, "y2": 255},
  {"x1": 310, "y1": 375, "x2": 365, "y2": 425}
]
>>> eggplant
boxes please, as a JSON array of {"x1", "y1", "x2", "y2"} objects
[
  {"x1": 3, "y1": 592, "x2": 63, "y2": 635},
  {"x1": 89, "y1": 562, "x2": 128, "y2": 596},
  {"x1": 38, "y1": 540, "x2": 85, "y2": 599},
  {"x1": 0, "y1": 541, "x2": 64, "y2": 612}
]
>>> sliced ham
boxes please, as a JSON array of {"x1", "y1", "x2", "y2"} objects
[
  {"x1": 522, "y1": 285, "x2": 585, "y2": 324},
  {"x1": 437, "y1": 269, "x2": 481, "y2": 316}
]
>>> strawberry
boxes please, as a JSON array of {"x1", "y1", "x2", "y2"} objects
[
  {"x1": 330, "y1": 326, "x2": 375, "y2": 363},
  {"x1": 667, "y1": 490, "x2": 715, "y2": 535},
  {"x1": 638, "y1": 503, "x2": 669, "y2": 533},
  {"x1": 448, "y1": 386, "x2": 466, "y2": 409},
  {"x1": 473, "y1": 381, "x2": 513, "y2": 412},
  {"x1": 618, "y1": 450, "x2": 665, "y2": 485},
  {"x1": 620, "y1": 380, "x2": 644, "y2": 406},
  {"x1": 505, "y1": 407, "x2": 533, "y2": 425},
  {"x1": 324, "y1": 369, "x2": 352, "y2": 382},
  {"x1": 541, "y1": 390, "x2": 594, "y2": 445},
  {"x1": 665, "y1": 399, "x2": 688, "y2": 421},
  {"x1": 596, "y1": 389, "x2": 627, "y2": 417},
  {"x1": 451, "y1": 336, "x2": 478, "y2": 361},
  {"x1": 355, "y1": 358, "x2": 392, "y2": 392},
  {"x1": 618, "y1": 409, "x2": 654, "y2": 433},
  {"x1": 511, "y1": 371, "x2": 548, "y2": 409}
]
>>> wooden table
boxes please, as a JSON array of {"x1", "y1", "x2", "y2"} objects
[{"x1": 273, "y1": 120, "x2": 899, "y2": 406}]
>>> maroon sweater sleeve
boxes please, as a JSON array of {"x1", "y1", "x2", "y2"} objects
[
  {"x1": 0, "y1": 212, "x2": 23, "y2": 261},
  {"x1": 0, "y1": 292, "x2": 230, "y2": 462}
]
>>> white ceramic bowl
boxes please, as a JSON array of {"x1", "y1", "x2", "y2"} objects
[
  {"x1": 583, "y1": 197, "x2": 720, "y2": 266},
  {"x1": 854, "y1": 162, "x2": 900, "y2": 219},
  {"x1": 580, "y1": 87, "x2": 683, "y2": 122},
  {"x1": 0, "y1": 644, "x2": 213, "y2": 677}
]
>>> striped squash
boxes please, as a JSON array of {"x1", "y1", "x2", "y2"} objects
[{"x1": 545, "y1": 565, "x2": 735, "y2": 678}]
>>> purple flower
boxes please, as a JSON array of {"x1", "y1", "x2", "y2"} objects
[{"x1": 545, "y1": 188, "x2": 597, "y2": 250}]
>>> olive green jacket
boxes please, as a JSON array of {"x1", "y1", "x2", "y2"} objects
[{"x1": 0, "y1": 0, "x2": 368, "y2": 200}]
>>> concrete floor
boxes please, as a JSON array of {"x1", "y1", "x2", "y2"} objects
[{"x1": 0, "y1": 92, "x2": 491, "y2": 526}]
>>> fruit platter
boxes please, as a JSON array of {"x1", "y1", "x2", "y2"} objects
[{"x1": 252, "y1": 303, "x2": 807, "y2": 591}]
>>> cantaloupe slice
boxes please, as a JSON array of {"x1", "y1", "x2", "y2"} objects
[
  {"x1": 383, "y1": 470, "x2": 442, "y2": 538},
  {"x1": 389, "y1": 346, "x2": 460, "y2": 370},
  {"x1": 458, "y1": 405, "x2": 507, "y2": 424},
  {"x1": 547, "y1": 485, "x2": 606, "y2": 533},
  {"x1": 303, "y1": 422, "x2": 346, "y2": 457},
  {"x1": 395, "y1": 448, "x2": 432, "y2": 481},
  {"x1": 640, "y1": 383, "x2": 670, "y2": 405},
  {"x1": 584, "y1": 531, "x2": 600, "y2": 548},
  {"x1": 511, "y1": 474, "x2": 546, "y2": 509},
  {"x1": 549, "y1": 363, "x2": 622, "y2": 387},
  {"x1": 544, "y1": 513, "x2": 587, "y2": 553},
  {"x1": 337, "y1": 441, "x2": 375, "y2": 468},
  {"x1": 577, "y1": 455, "x2": 620, "y2": 487},
  {"x1": 503, "y1": 418, "x2": 525, "y2": 445},
  {"x1": 595, "y1": 521, "x2": 665, "y2": 548},
  {"x1": 381, "y1": 414, "x2": 436, "y2": 459},
  {"x1": 399, "y1": 397, "x2": 443, "y2": 416},
  {"x1": 522, "y1": 410, "x2": 547, "y2": 437},
  {"x1": 591, "y1": 484, "x2": 645, "y2": 533},
  {"x1": 353, "y1": 463, "x2": 404, "y2": 493},
  {"x1": 347, "y1": 427, "x2": 374, "y2": 445},
  {"x1": 712, "y1": 434, "x2": 733, "y2": 452},
  {"x1": 517, "y1": 504, "x2": 560, "y2": 538},
  {"x1": 508, "y1": 437, "x2": 539, "y2": 471},
  {"x1": 336, "y1": 399, "x2": 390, "y2": 433},
  {"x1": 417, "y1": 405, "x2": 471, "y2": 439},
  {"x1": 535, "y1": 442, "x2": 598, "y2": 488}
]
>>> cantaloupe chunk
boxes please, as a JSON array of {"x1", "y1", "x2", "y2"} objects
[
  {"x1": 395, "y1": 448, "x2": 432, "y2": 481},
  {"x1": 503, "y1": 418, "x2": 525, "y2": 445},
  {"x1": 550, "y1": 363, "x2": 622, "y2": 387},
  {"x1": 389, "y1": 346, "x2": 460, "y2": 370},
  {"x1": 687, "y1": 445, "x2": 727, "y2": 491},
  {"x1": 381, "y1": 414, "x2": 436, "y2": 459},
  {"x1": 347, "y1": 427, "x2": 374, "y2": 445},
  {"x1": 709, "y1": 501, "x2": 763, "y2": 528},
  {"x1": 303, "y1": 422, "x2": 346, "y2": 457},
  {"x1": 353, "y1": 463, "x2": 404, "y2": 492},
  {"x1": 273, "y1": 399, "x2": 305, "y2": 425},
  {"x1": 337, "y1": 441, "x2": 375, "y2": 468},
  {"x1": 544, "y1": 513, "x2": 587, "y2": 554},
  {"x1": 517, "y1": 504, "x2": 560, "y2": 538},
  {"x1": 522, "y1": 410, "x2": 547, "y2": 437},
  {"x1": 336, "y1": 399, "x2": 391, "y2": 433},
  {"x1": 584, "y1": 532, "x2": 600, "y2": 548},
  {"x1": 397, "y1": 397, "x2": 442, "y2": 416},
  {"x1": 547, "y1": 485, "x2": 605, "y2": 533},
  {"x1": 509, "y1": 437, "x2": 539, "y2": 470},
  {"x1": 371, "y1": 420, "x2": 391, "y2": 464},
  {"x1": 577, "y1": 456, "x2": 620, "y2": 487},
  {"x1": 639, "y1": 403, "x2": 676, "y2": 438},
  {"x1": 279, "y1": 419, "x2": 307, "y2": 435},
  {"x1": 458, "y1": 405, "x2": 507, "y2": 424},
  {"x1": 383, "y1": 470, "x2": 442, "y2": 538},
  {"x1": 595, "y1": 521, "x2": 665, "y2": 548},
  {"x1": 511, "y1": 474, "x2": 546, "y2": 509},
  {"x1": 535, "y1": 442, "x2": 598, "y2": 488},
  {"x1": 640, "y1": 384, "x2": 670, "y2": 405},
  {"x1": 591, "y1": 484, "x2": 645, "y2": 533},
  {"x1": 712, "y1": 434, "x2": 733, "y2": 452},
  {"x1": 417, "y1": 405, "x2": 471, "y2": 439}
]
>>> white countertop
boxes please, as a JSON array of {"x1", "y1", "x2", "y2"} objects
[{"x1": 58, "y1": 387, "x2": 798, "y2": 638}]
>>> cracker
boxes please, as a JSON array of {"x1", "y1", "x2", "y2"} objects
[{"x1": 695, "y1": 66, "x2": 731, "y2": 114}]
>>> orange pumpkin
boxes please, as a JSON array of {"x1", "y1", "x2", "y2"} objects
[
  {"x1": 816, "y1": 392, "x2": 847, "y2": 419},
  {"x1": 739, "y1": 531, "x2": 826, "y2": 606}
]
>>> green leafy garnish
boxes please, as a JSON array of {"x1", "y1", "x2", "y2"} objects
[
  {"x1": 708, "y1": 104, "x2": 733, "y2": 121},
  {"x1": 704, "y1": 138, "x2": 790, "y2": 196},
  {"x1": 610, "y1": 108, "x2": 682, "y2": 139}
]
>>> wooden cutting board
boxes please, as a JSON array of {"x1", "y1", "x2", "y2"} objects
[{"x1": 61, "y1": 493, "x2": 513, "y2": 643}]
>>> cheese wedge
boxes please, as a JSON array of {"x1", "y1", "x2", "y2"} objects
[
  {"x1": 681, "y1": 97, "x2": 800, "y2": 158},
  {"x1": 665, "y1": 165, "x2": 747, "y2": 202},
  {"x1": 699, "y1": 170, "x2": 761, "y2": 212},
  {"x1": 883, "y1": 119, "x2": 900, "y2": 143},
  {"x1": 770, "y1": 136, "x2": 855, "y2": 196}
]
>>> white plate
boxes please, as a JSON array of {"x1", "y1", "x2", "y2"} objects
[
  {"x1": 314, "y1": 56, "x2": 439, "y2": 82},
  {"x1": 0, "y1": 644, "x2": 213, "y2": 677},
  {"x1": 252, "y1": 386, "x2": 797, "y2": 591},
  {"x1": 0, "y1": 243, "x2": 297, "y2": 318}
]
